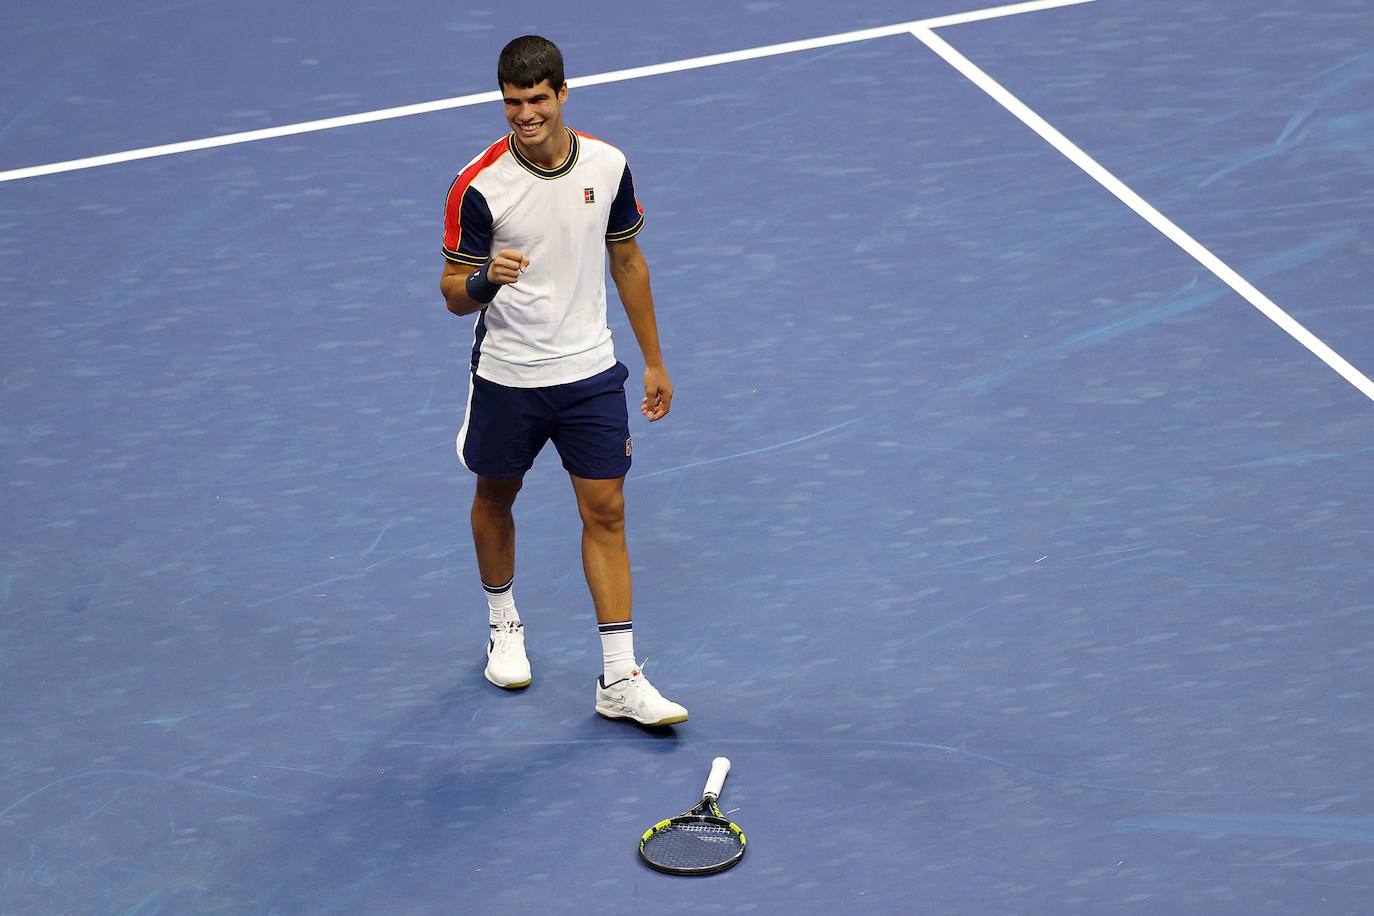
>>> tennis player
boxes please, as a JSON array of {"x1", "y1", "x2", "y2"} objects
[{"x1": 439, "y1": 35, "x2": 687, "y2": 726}]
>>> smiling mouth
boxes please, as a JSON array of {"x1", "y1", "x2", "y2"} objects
[{"x1": 516, "y1": 121, "x2": 544, "y2": 135}]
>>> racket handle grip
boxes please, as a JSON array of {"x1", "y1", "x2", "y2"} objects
[{"x1": 703, "y1": 756, "x2": 731, "y2": 799}]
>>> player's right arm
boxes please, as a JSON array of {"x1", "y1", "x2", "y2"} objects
[
  {"x1": 440, "y1": 249, "x2": 529, "y2": 317},
  {"x1": 442, "y1": 155, "x2": 527, "y2": 316}
]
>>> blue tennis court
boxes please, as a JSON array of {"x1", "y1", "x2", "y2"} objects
[{"x1": 4, "y1": 1, "x2": 1373, "y2": 912}]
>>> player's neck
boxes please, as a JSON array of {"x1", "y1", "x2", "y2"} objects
[{"x1": 513, "y1": 124, "x2": 571, "y2": 170}]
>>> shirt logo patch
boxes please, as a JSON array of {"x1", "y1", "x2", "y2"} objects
[{"x1": 584, "y1": 187, "x2": 596, "y2": 204}]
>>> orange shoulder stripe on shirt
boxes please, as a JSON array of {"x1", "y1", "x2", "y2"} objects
[{"x1": 443, "y1": 136, "x2": 511, "y2": 256}]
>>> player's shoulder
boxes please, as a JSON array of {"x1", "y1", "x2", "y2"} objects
[
  {"x1": 454, "y1": 135, "x2": 516, "y2": 182},
  {"x1": 573, "y1": 129, "x2": 630, "y2": 166}
]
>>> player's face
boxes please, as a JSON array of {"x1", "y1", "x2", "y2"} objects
[{"x1": 502, "y1": 80, "x2": 568, "y2": 151}]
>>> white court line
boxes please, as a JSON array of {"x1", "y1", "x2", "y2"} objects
[
  {"x1": 911, "y1": 27, "x2": 1374, "y2": 403},
  {"x1": 0, "y1": 91, "x2": 499, "y2": 183},
  {"x1": 0, "y1": 0, "x2": 1094, "y2": 184}
]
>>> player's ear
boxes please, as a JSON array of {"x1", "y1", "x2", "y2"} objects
[{"x1": 558, "y1": 82, "x2": 569, "y2": 104}]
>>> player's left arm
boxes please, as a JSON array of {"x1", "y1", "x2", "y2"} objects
[{"x1": 607, "y1": 236, "x2": 672, "y2": 422}]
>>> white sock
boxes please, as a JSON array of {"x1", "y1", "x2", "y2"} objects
[
  {"x1": 484, "y1": 577, "x2": 519, "y2": 628},
  {"x1": 599, "y1": 621, "x2": 635, "y2": 685}
]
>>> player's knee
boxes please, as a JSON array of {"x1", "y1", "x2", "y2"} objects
[
  {"x1": 578, "y1": 492, "x2": 625, "y2": 533},
  {"x1": 474, "y1": 476, "x2": 522, "y2": 512}
]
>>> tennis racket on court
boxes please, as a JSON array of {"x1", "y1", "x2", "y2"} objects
[{"x1": 639, "y1": 756, "x2": 746, "y2": 875}]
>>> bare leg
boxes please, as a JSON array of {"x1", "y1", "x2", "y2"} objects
[
  {"x1": 471, "y1": 476, "x2": 522, "y2": 585},
  {"x1": 569, "y1": 475, "x2": 631, "y2": 624}
]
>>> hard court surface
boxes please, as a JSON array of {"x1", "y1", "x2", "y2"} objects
[{"x1": 2, "y1": 1, "x2": 1373, "y2": 912}]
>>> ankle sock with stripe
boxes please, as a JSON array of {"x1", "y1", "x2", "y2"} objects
[
  {"x1": 484, "y1": 577, "x2": 519, "y2": 628},
  {"x1": 599, "y1": 620, "x2": 635, "y2": 685}
]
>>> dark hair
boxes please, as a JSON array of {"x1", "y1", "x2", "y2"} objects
[{"x1": 497, "y1": 36, "x2": 565, "y2": 91}]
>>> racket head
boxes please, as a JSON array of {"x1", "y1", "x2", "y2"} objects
[{"x1": 639, "y1": 802, "x2": 747, "y2": 875}]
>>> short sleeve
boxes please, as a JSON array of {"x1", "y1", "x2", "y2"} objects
[
  {"x1": 442, "y1": 184, "x2": 494, "y2": 267},
  {"x1": 605, "y1": 163, "x2": 645, "y2": 242}
]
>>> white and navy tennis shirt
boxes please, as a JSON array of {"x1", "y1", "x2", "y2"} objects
[{"x1": 443, "y1": 128, "x2": 645, "y2": 388}]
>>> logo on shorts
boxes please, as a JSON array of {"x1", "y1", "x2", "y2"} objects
[
  {"x1": 625, "y1": 437, "x2": 632, "y2": 457},
  {"x1": 584, "y1": 187, "x2": 596, "y2": 204}
]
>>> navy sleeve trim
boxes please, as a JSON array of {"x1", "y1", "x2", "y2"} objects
[
  {"x1": 605, "y1": 213, "x2": 645, "y2": 242},
  {"x1": 442, "y1": 247, "x2": 490, "y2": 266},
  {"x1": 606, "y1": 163, "x2": 645, "y2": 241}
]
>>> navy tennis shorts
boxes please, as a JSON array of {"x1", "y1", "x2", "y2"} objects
[{"x1": 457, "y1": 361, "x2": 633, "y2": 480}]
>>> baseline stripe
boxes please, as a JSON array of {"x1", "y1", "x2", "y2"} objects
[
  {"x1": 0, "y1": 91, "x2": 501, "y2": 184},
  {"x1": 567, "y1": 0, "x2": 1097, "y2": 90},
  {"x1": 910, "y1": 26, "x2": 1374, "y2": 404},
  {"x1": 0, "y1": 0, "x2": 1094, "y2": 184}
]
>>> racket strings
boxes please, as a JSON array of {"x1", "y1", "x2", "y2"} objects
[
  {"x1": 642, "y1": 821, "x2": 743, "y2": 870},
  {"x1": 668, "y1": 823, "x2": 734, "y2": 836}
]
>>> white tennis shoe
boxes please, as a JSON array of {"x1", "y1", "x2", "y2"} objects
[
  {"x1": 485, "y1": 621, "x2": 531, "y2": 689},
  {"x1": 595, "y1": 663, "x2": 688, "y2": 726}
]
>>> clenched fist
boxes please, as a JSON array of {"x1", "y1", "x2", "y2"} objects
[{"x1": 486, "y1": 249, "x2": 530, "y2": 285}]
